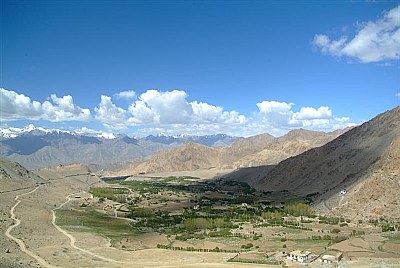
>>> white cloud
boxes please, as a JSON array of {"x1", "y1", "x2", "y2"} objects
[
  {"x1": 313, "y1": 5, "x2": 400, "y2": 63},
  {"x1": 115, "y1": 90, "x2": 136, "y2": 100},
  {"x1": 257, "y1": 100, "x2": 293, "y2": 114},
  {"x1": 126, "y1": 89, "x2": 248, "y2": 126},
  {"x1": 73, "y1": 126, "x2": 100, "y2": 135},
  {"x1": 395, "y1": 92, "x2": 400, "y2": 97},
  {"x1": 94, "y1": 95, "x2": 127, "y2": 130},
  {"x1": 42, "y1": 94, "x2": 91, "y2": 122},
  {"x1": 0, "y1": 88, "x2": 91, "y2": 122},
  {"x1": 256, "y1": 101, "x2": 294, "y2": 128},
  {"x1": 293, "y1": 106, "x2": 332, "y2": 120},
  {"x1": 93, "y1": 89, "x2": 250, "y2": 133},
  {"x1": 256, "y1": 100, "x2": 354, "y2": 135},
  {"x1": 190, "y1": 101, "x2": 248, "y2": 125},
  {"x1": 191, "y1": 101, "x2": 224, "y2": 122},
  {"x1": 2, "y1": 88, "x2": 357, "y2": 137},
  {"x1": 128, "y1": 100, "x2": 157, "y2": 124},
  {"x1": 139, "y1": 90, "x2": 193, "y2": 124}
]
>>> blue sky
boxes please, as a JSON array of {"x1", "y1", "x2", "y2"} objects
[{"x1": 1, "y1": 0, "x2": 399, "y2": 137}]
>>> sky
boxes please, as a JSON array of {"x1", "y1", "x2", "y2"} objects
[{"x1": 1, "y1": 0, "x2": 399, "y2": 137}]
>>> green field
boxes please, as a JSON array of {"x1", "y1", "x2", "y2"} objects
[{"x1": 56, "y1": 208, "x2": 141, "y2": 245}]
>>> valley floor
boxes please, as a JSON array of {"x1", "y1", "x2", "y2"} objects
[{"x1": 1, "y1": 168, "x2": 399, "y2": 268}]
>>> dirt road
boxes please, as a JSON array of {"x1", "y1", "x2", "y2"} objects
[
  {"x1": 5, "y1": 186, "x2": 56, "y2": 268},
  {"x1": 51, "y1": 192, "x2": 126, "y2": 264}
]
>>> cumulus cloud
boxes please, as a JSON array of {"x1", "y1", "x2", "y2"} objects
[
  {"x1": 115, "y1": 90, "x2": 136, "y2": 100},
  {"x1": 94, "y1": 95, "x2": 127, "y2": 130},
  {"x1": 256, "y1": 100, "x2": 354, "y2": 135},
  {"x1": 128, "y1": 100, "x2": 157, "y2": 124},
  {"x1": 257, "y1": 100, "x2": 293, "y2": 114},
  {"x1": 138, "y1": 90, "x2": 193, "y2": 124},
  {"x1": 2, "y1": 87, "x2": 356, "y2": 136},
  {"x1": 293, "y1": 106, "x2": 332, "y2": 120},
  {"x1": 313, "y1": 5, "x2": 400, "y2": 63},
  {"x1": 0, "y1": 88, "x2": 91, "y2": 122},
  {"x1": 191, "y1": 101, "x2": 247, "y2": 125},
  {"x1": 93, "y1": 89, "x2": 249, "y2": 132},
  {"x1": 256, "y1": 101, "x2": 294, "y2": 128}
]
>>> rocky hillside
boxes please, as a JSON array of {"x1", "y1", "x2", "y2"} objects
[
  {"x1": 232, "y1": 129, "x2": 347, "y2": 168},
  {"x1": 254, "y1": 106, "x2": 400, "y2": 220},
  {"x1": 118, "y1": 129, "x2": 344, "y2": 174},
  {"x1": 0, "y1": 157, "x2": 44, "y2": 192},
  {"x1": 120, "y1": 142, "x2": 223, "y2": 174}
]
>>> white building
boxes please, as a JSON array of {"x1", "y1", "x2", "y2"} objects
[
  {"x1": 287, "y1": 250, "x2": 312, "y2": 262},
  {"x1": 320, "y1": 252, "x2": 342, "y2": 264}
]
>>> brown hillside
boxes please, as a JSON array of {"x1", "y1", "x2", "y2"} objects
[
  {"x1": 124, "y1": 142, "x2": 222, "y2": 174},
  {"x1": 254, "y1": 106, "x2": 400, "y2": 220},
  {"x1": 233, "y1": 129, "x2": 345, "y2": 168},
  {"x1": 118, "y1": 130, "x2": 343, "y2": 175},
  {"x1": 0, "y1": 157, "x2": 43, "y2": 192}
]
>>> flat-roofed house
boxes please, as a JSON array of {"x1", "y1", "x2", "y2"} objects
[{"x1": 287, "y1": 250, "x2": 312, "y2": 262}]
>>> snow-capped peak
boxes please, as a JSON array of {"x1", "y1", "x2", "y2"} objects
[
  {"x1": 157, "y1": 132, "x2": 168, "y2": 137},
  {"x1": 25, "y1": 124, "x2": 37, "y2": 131},
  {"x1": 0, "y1": 124, "x2": 72, "y2": 139},
  {"x1": 97, "y1": 132, "x2": 116, "y2": 139}
]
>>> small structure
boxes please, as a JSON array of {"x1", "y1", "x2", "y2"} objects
[
  {"x1": 340, "y1": 189, "x2": 347, "y2": 195},
  {"x1": 320, "y1": 252, "x2": 342, "y2": 264},
  {"x1": 287, "y1": 250, "x2": 312, "y2": 262}
]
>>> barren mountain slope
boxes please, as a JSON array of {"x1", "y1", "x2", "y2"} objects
[
  {"x1": 332, "y1": 132, "x2": 400, "y2": 221},
  {"x1": 233, "y1": 129, "x2": 345, "y2": 168},
  {"x1": 219, "y1": 133, "x2": 276, "y2": 166},
  {"x1": 117, "y1": 130, "x2": 343, "y2": 175},
  {"x1": 255, "y1": 107, "x2": 400, "y2": 219},
  {"x1": 121, "y1": 142, "x2": 223, "y2": 174},
  {"x1": 33, "y1": 163, "x2": 104, "y2": 193},
  {"x1": 0, "y1": 157, "x2": 43, "y2": 192}
]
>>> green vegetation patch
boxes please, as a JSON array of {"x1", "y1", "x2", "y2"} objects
[
  {"x1": 89, "y1": 187, "x2": 129, "y2": 202},
  {"x1": 284, "y1": 202, "x2": 315, "y2": 217},
  {"x1": 56, "y1": 208, "x2": 141, "y2": 240}
]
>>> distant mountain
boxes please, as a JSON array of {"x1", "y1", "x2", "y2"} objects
[
  {"x1": 144, "y1": 133, "x2": 236, "y2": 147},
  {"x1": 253, "y1": 106, "x2": 400, "y2": 221},
  {"x1": 0, "y1": 125, "x2": 237, "y2": 170},
  {"x1": 123, "y1": 142, "x2": 223, "y2": 174},
  {"x1": 232, "y1": 129, "x2": 350, "y2": 168},
  {"x1": 117, "y1": 129, "x2": 345, "y2": 175}
]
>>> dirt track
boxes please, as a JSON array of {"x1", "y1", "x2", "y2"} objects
[
  {"x1": 51, "y1": 192, "x2": 126, "y2": 264},
  {"x1": 5, "y1": 186, "x2": 55, "y2": 268}
]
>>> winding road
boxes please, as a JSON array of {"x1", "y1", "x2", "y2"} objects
[
  {"x1": 5, "y1": 185, "x2": 127, "y2": 267},
  {"x1": 51, "y1": 193, "x2": 126, "y2": 264},
  {"x1": 5, "y1": 186, "x2": 56, "y2": 268}
]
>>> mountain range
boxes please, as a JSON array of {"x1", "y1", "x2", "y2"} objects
[
  {"x1": 0, "y1": 125, "x2": 236, "y2": 170},
  {"x1": 117, "y1": 129, "x2": 347, "y2": 175}
]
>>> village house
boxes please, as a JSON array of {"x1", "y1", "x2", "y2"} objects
[
  {"x1": 320, "y1": 252, "x2": 342, "y2": 265},
  {"x1": 287, "y1": 250, "x2": 312, "y2": 262}
]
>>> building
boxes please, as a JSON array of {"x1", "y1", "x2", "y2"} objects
[
  {"x1": 320, "y1": 252, "x2": 342, "y2": 264},
  {"x1": 287, "y1": 250, "x2": 312, "y2": 262}
]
